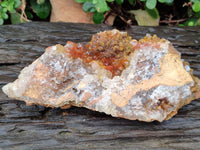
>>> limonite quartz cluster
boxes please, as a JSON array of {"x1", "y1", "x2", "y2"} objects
[{"x1": 2, "y1": 30, "x2": 200, "y2": 122}]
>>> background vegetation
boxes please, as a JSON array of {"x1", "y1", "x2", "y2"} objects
[
  {"x1": 0, "y1": 0, "x2": 200, "y2": 28},
  {"x1": 0, "y1": 0, "x2": 51, "y2": 25}
]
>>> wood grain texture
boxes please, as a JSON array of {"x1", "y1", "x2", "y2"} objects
[{"x1": 0, "y1": 22, "x2": 200, "y2": 150}]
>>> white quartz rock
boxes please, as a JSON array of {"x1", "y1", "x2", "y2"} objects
[{"x1": 2, "y1": 30, "x2": 200, "y2": 122}]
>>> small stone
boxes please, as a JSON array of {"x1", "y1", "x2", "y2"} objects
[{"x1": 2, "y1": 30, "x2": 200, "y2": 122}]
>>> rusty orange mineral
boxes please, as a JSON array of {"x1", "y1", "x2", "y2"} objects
[
  {"x1": 65, "y1": 30, "x2": 133, "y2": 77},
  {"x1": 2, "y1": 29, "x2": 200, "y2": 122}
]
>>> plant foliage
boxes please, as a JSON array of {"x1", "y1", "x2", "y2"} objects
[
  {"x1": 30, "y1": 0, "x2": 51, "y2": 19},
  {"x1": 0, "y1": 0, "x2": 51, "y2": 25},
  {"x1": 75, "y1": 0, "x2": 113, "y2": 23},
  {"x1": 0, "y1": 0, "x2": 200, "y2": 26},
  {"x1": 75, "y1": 0, "x2": 200, "y2": 26},
  {"x1": 0, "y1": 0, "x2": 21, "y2": 25}
]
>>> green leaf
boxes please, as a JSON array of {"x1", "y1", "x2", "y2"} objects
[
  {"x1": 92, "y1": 12, "x2": 104, "y2": 24},
  {"x1": 89, "y1": 7, "x2": 96, "y2": 12},
  {"x1": 140, "y1": 0, "x2": 146, "y2": 1},
  {"x1": 128, "y1": 0, "x2": 135, "y2": 5},
  {"x1": 195, "y1": 11, "x2": 200, "y2": 17},
  {"x1": 82, "y1": 1, "x2": 95, "y2": 12},
  {"x1": 158, "y1": 0, "x2": 167, "y2": 3},
  {"x1": 145, "y1": 8, "x2": 159, "y2": 19},
  {"x1": 37, "y1": 0, "x2": 46, "y2": 4},
  {"x1": 9, "y1": 9, "x2": 16, "y2": 13},
  {"x1": 7, "y1": 1, "x2": 15, "y2": 12},
  {"x1": 93, "y1": 0, "x2": 98, "y2": 4},
  {"x1": 25, "y1": 11, "x2": 34, "y2": 19},
  {"x1": 146, "y1": 0, "x2": 157, "y2": 9},
  {"x1": 165, "y1": 0, "x2": 174, "y2": 5},
  {"x1": 3, "y1": 8, "x2": 7, "y2": 13},
  {"x1": 197, "y1": 18, "x2": 200, "y2": 25},
  {"x1": 14, "y1": 0, "x2": 22, "y2": 9},
  {"x1": 75, "y1": 0, "x2": 86, "y2": 3},
  {"x1": 190, "y1": 0, "x2": 199, "y2": 3},
  {"x1": 178, "y1": 24, "x2": 185, "y2": 26},
  {"x1": 95, "y1": 0, "x2": 110, "y2": 13},
  {"x1": 0, "y1": 1, "x2": 8, "y2": 8},
  {"x1": 10, "y1": 12, "x2": 26, "y2": 24},
  {"x1": 193, "y1": 2, "x2": 200, "y2": 12},
  {"x1": 129, "y1": 9, "x2": 160, "y2": 26},
  {"x1": 107, "y1": 0, "x2": 115, "y2": 2},
  {"x1": 115, "y1": 0, "x2": 124, "y2": 4},
  {"x1": 30, "y1": 0, "x2": 51, "y2": 19},
  {"x1": 185, "y1": 18, "x2": 198, "y2": 26},
  {"x1": 0, "y1": 18, "x2": 4, "y2": 25},
  {"x1": 2, "y1": 12, "x2": 8, "y2": 20}
]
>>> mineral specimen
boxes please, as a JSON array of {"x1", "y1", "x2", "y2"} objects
[{"x1": 2, "y1": 29, "x2": 200, "y2": 122}]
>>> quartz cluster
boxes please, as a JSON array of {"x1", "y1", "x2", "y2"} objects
[{"x1": 2, "y1": 30, "x2": 200, "y2": 122}]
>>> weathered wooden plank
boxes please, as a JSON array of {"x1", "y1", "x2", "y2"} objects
[{"x1": 0, "y1": 22, "x2": 200, "y2": 149}]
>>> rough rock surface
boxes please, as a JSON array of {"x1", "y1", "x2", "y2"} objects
[{"x1": 2, "y1": 30, "x2": 200, "y2": 122}]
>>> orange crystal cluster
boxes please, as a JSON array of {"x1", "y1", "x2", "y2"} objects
[{"x1": 64, "y1": 31, "x2": 134, "y2": 76}]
